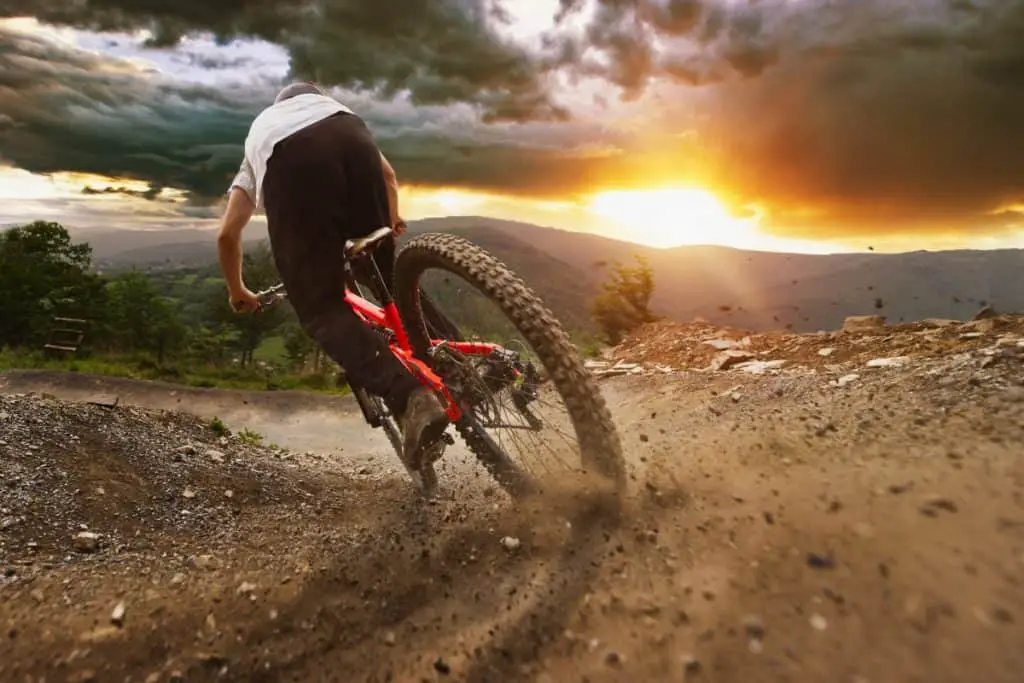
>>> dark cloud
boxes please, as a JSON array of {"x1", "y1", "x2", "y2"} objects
[
  {"x1": 686, "y1": 0, "x2": 1024, "y2": 237},
  {"x1": 3, "y1": 0, "x2": 1024, "y2": 243},
  {"x1": 0, "y1": 25, "x2": 625, "y2": 204},
  {"x1": 0, "y1": 0, "x2": 563, "y2": 122},
  {"x1": 0, "y1": 27, "x2": 261, "y2": 198}
]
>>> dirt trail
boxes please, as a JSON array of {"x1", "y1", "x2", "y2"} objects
[{"x1": 2, "y1": 327, "x2": 1023, "y2": 683}]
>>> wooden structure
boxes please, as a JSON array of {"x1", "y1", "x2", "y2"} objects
[{"x1": 43, "y1": 317, "x2": 88, "y2": 356}]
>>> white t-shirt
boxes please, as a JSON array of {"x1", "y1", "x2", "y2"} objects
[{"x1": 229, "y1": 93, "x2": 354, "y2": 209}]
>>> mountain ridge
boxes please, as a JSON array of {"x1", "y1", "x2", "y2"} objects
[{"x1": 63, "y1": 217, "x2": 1024, "y2": 332}]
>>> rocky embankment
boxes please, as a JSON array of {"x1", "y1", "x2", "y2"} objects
[{"x1": 587, "y1": 312, "x2": 1024, "y2": 380}]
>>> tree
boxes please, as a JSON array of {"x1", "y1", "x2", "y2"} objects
[
  {"x1": 0, "y1": 221, "x2": 105, "y2": 347},
  {"x1": 590, "y1": 254, "x2": 660, "y2": 345},
  {"x1": 103, "y1": 270, "x2": 187, "y2": 362}
]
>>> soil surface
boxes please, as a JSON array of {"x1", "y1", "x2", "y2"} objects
[{"x1": 2, "y1": 318, "x2": 1023, "y2": 683}]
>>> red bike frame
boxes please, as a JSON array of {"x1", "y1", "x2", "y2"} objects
[{"x1": 343, "y1": 289, "x2": 505, "y2": 422}]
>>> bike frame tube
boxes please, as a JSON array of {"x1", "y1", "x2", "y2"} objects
[{"x1": 343, "y1": 288, "x2": 500, "y2": 422}]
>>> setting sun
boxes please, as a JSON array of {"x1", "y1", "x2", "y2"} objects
[{"x1": 587, "y1": 187, "x2": 757, "y2": 248}]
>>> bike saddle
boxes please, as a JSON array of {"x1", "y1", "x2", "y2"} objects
[{"x1": 345, "y1": 226, "x2": 394, "y2": 260}]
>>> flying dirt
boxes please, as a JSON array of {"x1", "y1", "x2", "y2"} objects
[{"x1": 1, "y1": 314, "x2": 1023, "y2": 682}]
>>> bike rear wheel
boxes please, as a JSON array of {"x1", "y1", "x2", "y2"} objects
[{"x1": 393, "y1": 232, "x2": 625, "y2": 501}]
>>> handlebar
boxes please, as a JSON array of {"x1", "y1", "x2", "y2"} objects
[{"x1": 255, "y1": 283, "x2": 287, "y2": 308}]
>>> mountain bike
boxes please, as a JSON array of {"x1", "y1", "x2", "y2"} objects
[{"x1": 255, "y1": 227, "x2": 624, "y2": 500}]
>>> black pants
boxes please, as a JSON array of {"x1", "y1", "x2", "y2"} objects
[{"x1": 262, "y1": 113, "x2": 422, "y2": 414}]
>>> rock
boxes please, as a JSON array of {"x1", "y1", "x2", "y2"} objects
[
  {"x1": 703, "y1": 339, "x2": 736, "y2": 350},
  {"x1": 237, "y1": 581, "x2": 257, "y2": 595},
  {"x1": 742, "y1": 614, "x2": 766, "y2": 639},
  {"x1": 843, "y1": 315, "x2": 886, "y2": 332},
  {"x1": 188, "y1": 554, "x2": 220, "y2": 571},
  {"x1": 962, "y1": 318, "x2": 997, "y2": 333},
  {"x1": 500, "y1": 536, "x2": 521, "y2": 551},
  {"x1": 833, "y1": 373, "x2": 859, "y2": 388},
  {"x1": 920, "y1": 496, "x2": 958, "y2": 517},
  {"x1": 73, "y1": 531, "x2": 100, "y2": 553},
  {"x1": 605, "y1": 651, "x2": 624, "y2": 668},
  {"x1": 111, "y1": 601, "x2": 126, "y2": 627},
  {"x1": 710, "y1": 350, "x2": 755, "y2": 371},
  {"x1": 807, "y1": 552, "x2": 836, "y2": 570},
  {"x1": 433, "y1": 658, "x2": 451, "y2": 675},
  {"x1": 810, "y1": 614, "x2": 828, "y2": 631},
  {"x1": 920, "y1": 318, "x2": 959, "y2": 328},
  {"x1": 818, "y1": 347, "x2": 835, "y2": 357},
  {"x1": 866, "y1": 356, "x2": 910, "y2": 368},
  {"x1": 206, "y1": 449, "x2": 225, "y2": 463},
  {"x1": 182, "y1": 487, "x2": 197, "y2": 499},
  {"x1": 170, "y1": 573, "x2": 187, "y2": 586},
  {"x1": 736, "y1": 359, "x2": 787, "y2": 374},
  {"x1": 973, "y1": 305, "x2": 998, "y2": 320},
  {"x1": 384, "y1": 631, "x2": 397, "y2": 647},
  {"x1": 681, "y1": 654, "x2": 701, "y2": 676}
]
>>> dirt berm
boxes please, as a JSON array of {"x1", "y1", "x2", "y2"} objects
[{"x1": 1, "y1": 316, "x2": 1023, "y2": 682}]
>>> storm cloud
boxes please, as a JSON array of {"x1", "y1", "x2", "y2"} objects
[
  {"x1": 0, "y1": 23, "x2": 626, "y2": 203},
  {"x1": 2, "y1": 0, "x2": 1024, "y2": 241},
  {"x1": 0, "y1": 0, "x2": 565, "y2": 121}
]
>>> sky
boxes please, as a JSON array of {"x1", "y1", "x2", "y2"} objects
[{"x1": 1, "y1": 0, "x2": 1023, "y2": 253}]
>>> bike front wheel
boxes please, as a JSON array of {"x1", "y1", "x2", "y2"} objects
[{"x1": 393, "y1": 232, "x2": 625, "y2": 502}]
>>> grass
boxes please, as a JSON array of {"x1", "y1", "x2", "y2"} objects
[{"x1": 0, "y1": 346, "x2": 350, "y2": 395}]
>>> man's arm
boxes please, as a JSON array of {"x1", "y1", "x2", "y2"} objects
[
  {"x1": 379, "y1": 151, "x2": 405, "y2": 234},
  {"x1": 217, "y1": 186, "x2": 258, "y2": 311}
]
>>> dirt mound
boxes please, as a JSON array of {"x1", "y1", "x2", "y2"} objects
[{"x1": 596, "y1": 314, "x2": 1024, "y2": 376}]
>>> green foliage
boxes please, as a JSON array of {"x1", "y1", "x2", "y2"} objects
[
  {"x1": 0, "y1": 221, "x2": 341, "y2": 394},
  {"x1": 590, "y1": 255, "x2": 660, "y2": 345},
  {"x1": 238, "y1": 427, "x2": 263, "y2": 445},
  {"x1": 0, "y1": 221, "x2": 105, "y2": 347},
  {"x1": 209, "y1": 417, "x2": 231, "y2": 437}
]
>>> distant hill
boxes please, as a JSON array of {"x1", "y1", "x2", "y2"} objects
[{"x1": 68, "y1": 217, "x2": 1024, "y2": 332}]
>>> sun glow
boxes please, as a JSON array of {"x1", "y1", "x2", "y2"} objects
[{"x1": 587, "y1": 187, "x2": 760, "y2": 248}]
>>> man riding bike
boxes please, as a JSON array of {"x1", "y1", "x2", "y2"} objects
[{"x1": 216, "y1": 81, "x2": 449, "y2": 470}]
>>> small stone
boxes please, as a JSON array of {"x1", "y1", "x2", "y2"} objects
[
  {"x1": 806, "y1": 552, "x2": 835, "y2": 570},
  {"x1": 384, "y1": 631, "x2": 397, "y2": 646},
  {"x1": 237, "y1": 581, "x2": 257, "y2": 596},
  {"x1": 73, "y1": 531, "x2": 100, "y2": 553},
  {"x1": 206, "y1": 449, "x2": 225, "y2": 463},
  {"x1": 682, "y1": 654, "x2": 701, "y2": 675},
  {"x1": 835, "y1": 373, "x2": 859, "y2": 388},
  {"x1": 224, "y1": 490, "x2": 234, "y2": 499},
  {"x1": 182, "y1": 487, "x2": 197, "y2": 499},
  {"x1": 170, "y1": 573, "x2": 187, "y2": 586},
  {"x1": 111, "y1": 601, "x2": 126, "y2": 627},
  {"x1": 605, "y1": 651, "x2": 624, "y2": 668},
  {"x1": 866, "y1": 356, "x2": 910, "y2": 368},
  {"x1": 500, "y1": 536, "x2": 521, "y2": 551},
  {"x1": 433, "y1": 658, "x2": 451, "y2": 675},
  {"x1": 843, "y1": 315, "x2": 885, "y2": 332},
  {"x1": 810, "y1": 614, "x2": 828, "y2": 631},
  {"x1": 639, "y1": 433, "x2": 649, "y2": 443},
  {"x1": 742, "y1": 614, "x2": 766, "y2": 639},
  {"x1": 29, "y1": 588, "x2": 44, "y2": 603},
  {"x1": 711, "y1": 350, "x2": 755, "y2": 371},
  {"x1": 188, "y1": 554, "x2": 219, "y2": 571},
  {"x1": 920, "y1": 496, "x2": 958, "y2": 517},
  {"x1": 818, "y1": 348, "x2": 835, "y2": 357}
]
